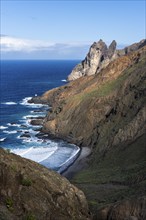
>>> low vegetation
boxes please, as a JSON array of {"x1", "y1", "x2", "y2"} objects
[
  {"x1": 21, "y1": 177, "x2": 32, "y2": 187},
  {"x1": 72, "y1": 134, "x2": 146, "y2": 215}
]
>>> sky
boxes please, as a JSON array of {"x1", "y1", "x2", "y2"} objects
[{"x1": 0, "y1": 0, "x2": 146, "y2": 59}]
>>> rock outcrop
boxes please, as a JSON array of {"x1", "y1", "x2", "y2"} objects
[
  {"x1": 67, "y1": 39, "x2": 116, "y2": 81},
  {"x1": 67, "y1": 39, "x2": 146, "y2": 81},
  {"x1": 97, "y1": 196, "x2": 146, "y2": 220},
  {"x1": 0, "y1": 148, "x2": 90, "y2": 220}
]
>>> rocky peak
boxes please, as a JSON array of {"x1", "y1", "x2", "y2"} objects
[
  {"x1": 108, "y1": 40, "x2": 117, "y2": 59},
  {"x1": 125, "y1": 39, "x2": 146, "y2": 54},
  {"x1": 92, "y1": 39, "x2": 107, "y2": 51},
  {"x1": 116, "y1": 39, "x2": 146, "y2": 57},
  {"x1": 67, "y1": 39, "x2": 117, "y2": 81},
  {"x1": 67, "y1": 39, "x2": 146, "y2": 81},
  {"x1": 83, "y1": 39, "x2": 108, "y2": 68}
]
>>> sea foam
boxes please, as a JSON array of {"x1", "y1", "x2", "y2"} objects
[
  {"x1": 3, "y1": 130, "x2": 17, "y2": 134},
  {"x1": 20, "y1": 97, "x2": 48, "y2": 108},
  {"x1": 0, "y1": 126, "x2": 8, "y2": 130},
  {"x1": 12, "y1": 146, "x2": 58, "y2": 163},
  {"x1": 0, "y1": 138, "x2": 6, "y2": 142},
  {"x1": 7, "y1": 123, "x2": 21, "y2": 127},
  {"x1": 2, "y1": 102, "x2": 17, "y2": 105}
]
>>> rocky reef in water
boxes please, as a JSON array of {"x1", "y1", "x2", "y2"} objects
[
  {"x1": 0, "y1": 148, "x2": 90, "y2": 220},
  {"x1": 29, "y1": 39, "x2": 146, "y2": 219}
]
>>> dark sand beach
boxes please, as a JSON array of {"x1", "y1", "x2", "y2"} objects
[{"x1": 62, "y1": 147, "x2": 91, "y2": 180}]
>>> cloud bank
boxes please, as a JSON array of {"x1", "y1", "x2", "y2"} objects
[
  {"x1": 0, "y1": 35, "x2": 55, "y2": 52},
  {"x1": 0, "y1": 35, "x2": 90, "y2": 59}
]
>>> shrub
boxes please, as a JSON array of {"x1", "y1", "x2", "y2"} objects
[
  {"x1": 6, "y1": 197, "x2": 13, "y2": 211},
  {"x1": 21, "y1": 178, "x2": 32, "y2": 187}
]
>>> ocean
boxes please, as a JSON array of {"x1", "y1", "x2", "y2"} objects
[{"x1": 0, "y1": 60, "x2": 80, "y2": 173}]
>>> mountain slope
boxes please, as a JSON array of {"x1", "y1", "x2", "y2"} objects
[
  {"x1": 35, "y1": 45, "x2": 146, "y2": 149},
  {"x1": 29, "y1": 43, "x2": 146, "y2": 219}
]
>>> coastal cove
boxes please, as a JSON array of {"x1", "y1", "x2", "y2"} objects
[
  {"x1": 0, "y1": 60, "x2": 81, "y2": 173},
  {"x1": 1, "y1": 42, "x2": 146, "y2": 219},
  {"x1": 28, "y1": 42, "x2": 146, "y2": 219}
]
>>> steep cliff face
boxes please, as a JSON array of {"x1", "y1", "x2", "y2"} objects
[
  {"x1": 30, "y1": 43, "x2": 146, "y2": 219},
  {"x1": 37, "y1": 46, "x2": 146, "y2": 151},
  {"x1": 67, "y1": 39, "x2": 116, "y2": 81},
  {"x1": 67, "y1": 39, "x2": 146, "y2": 81},
  {"x1": 0, "y1": 148, "x2": 90, "y2": 220}
]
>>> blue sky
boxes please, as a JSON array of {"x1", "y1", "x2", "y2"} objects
[{"x1": 1, "y1": 0, "x2": 146, "y2": 59}]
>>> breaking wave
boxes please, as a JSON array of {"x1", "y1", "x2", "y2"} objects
[
  {"x1": 0, "y1": 126, "x2": 8, "y2": 130},
  {"x1": 3, "y1": 130, "x2": 17, "y2": 134},
  {"x1": 20, "y1": 97, "x2": 48, "y2": 108},
  {"x1": 12, "y1": 146, "x2": 58, "y2": 163},
  {"x1": 2, "y1": 102, "x2": 17, "y2": 105},
  {"x1": 0, "y1": 137, "x2": 6, "y2": 142}
]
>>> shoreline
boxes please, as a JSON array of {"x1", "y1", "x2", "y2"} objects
[
  {"x1": 62, "y1": 146, "x2": 91, "y2": 180},
  {"x1": 24, "y1": 99, "x2": 92, "y2": 177}
]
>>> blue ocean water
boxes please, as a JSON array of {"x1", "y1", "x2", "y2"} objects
[{"x1": 0, "y1": 60, "x2": 80, "y2": 172}]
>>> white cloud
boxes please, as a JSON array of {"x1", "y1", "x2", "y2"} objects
[
  {"x1": 0, "y1": 35, "x2": 90, "y2": 59},
  {"x1": 0, "y1": 35, "x2": 55, "y2": 52}
]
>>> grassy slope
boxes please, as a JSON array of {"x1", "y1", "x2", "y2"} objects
[
  {"x1": 70, "y1": 54, "x2": 146, "y2": 217},
  {"x1": 72, "y1": 134, "x2": 146, "y2": 217},
  {"x1": 38, "y1": 48, "x2": 146, "y2": 218}
]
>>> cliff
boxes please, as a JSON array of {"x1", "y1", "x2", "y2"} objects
[
  {"x1": 0, "y1": 148, "x2": 90, "y2": 220},
  {"x1": 34, "y1": 45, "x2": 146, "y2": 149},
  {"x1": 67, "y1": 39, "x2": 146, "y2": 81},
  {"x1": 29, "y1": 41, "x2": 146, "y2": 219}
]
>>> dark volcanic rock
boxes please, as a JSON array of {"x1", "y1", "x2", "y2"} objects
[
  {"x1": 28, "y1": 96, "x2": 48, "y2": 104},
  {"x1": 0, "y1": 148, "x2": 90, "y2": 220},
  {"x1": 30, "y1": 119, "x2": 43, "y2": 126},
  {"x1": 20, "y1": 125, "x2": 27, "y2": 128},
  {"x1": 20, "y1": 133, "x2": 31, "y2": 138}
]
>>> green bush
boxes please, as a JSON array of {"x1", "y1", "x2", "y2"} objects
[
  {"x1": 6, "y1": 197, "x2": 13, "y2": 211},
  {"x1": 24, "y1": 213, "x2": 36, "y2": 220},
  {"x1": 21, "y1": 178, "x2": 32, "y2": 187}
]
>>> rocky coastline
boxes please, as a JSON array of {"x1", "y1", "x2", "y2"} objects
[
  {"x1": 28, "y1": 39, "x2": 146, "y2": 219},
  {"x1": 1, "y1": 39, "x2": 146, "y2": 219}
]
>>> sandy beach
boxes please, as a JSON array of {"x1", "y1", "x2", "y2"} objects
[{"x1": 62, "y1": 147, "x2": 91, "y2": 180}]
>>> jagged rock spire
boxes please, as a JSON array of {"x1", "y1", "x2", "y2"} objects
[
  {"x1": 67, "y1": 39, "x2": 117, "y2": 81},
  {"x1": 67, "y1": 39, "x2": 146, "y2": 81},
  {"x1": 108, "y1": 40, "x2": 117, "y2": 59}
]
